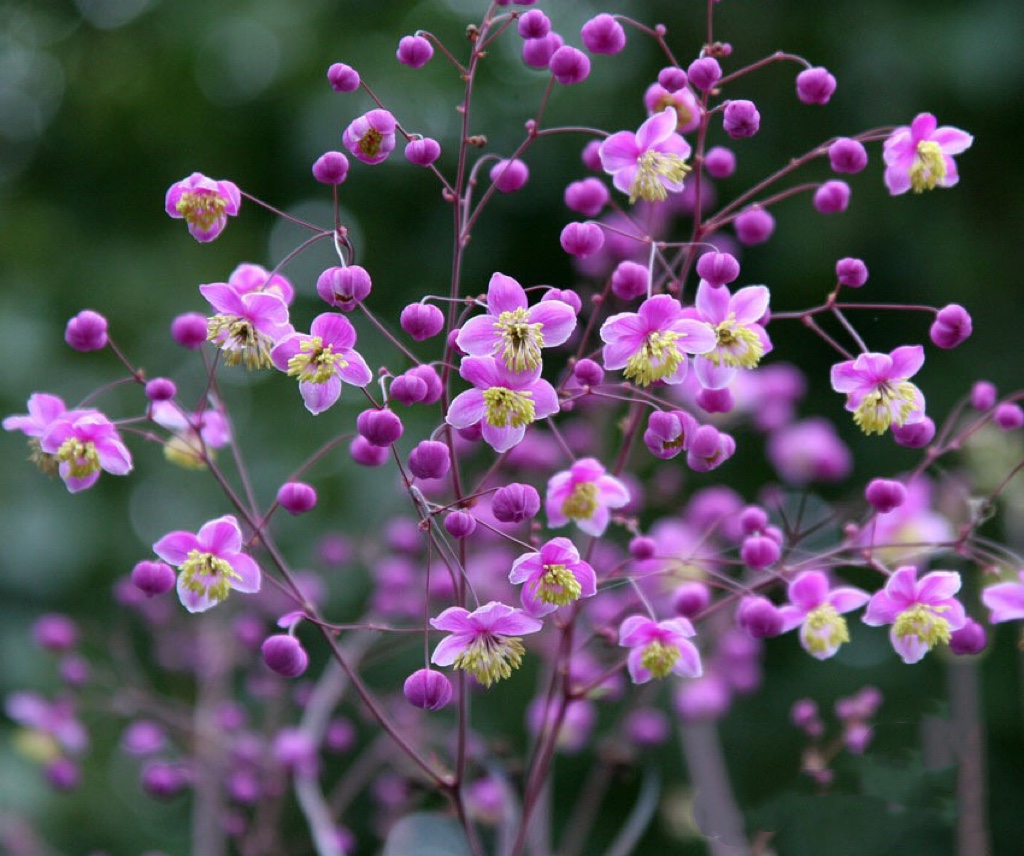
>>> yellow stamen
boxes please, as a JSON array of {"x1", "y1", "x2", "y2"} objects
[
  {"x1": 800, "y1": 604, "x2": 850, "y2": 657},
  {"x1": 561, "y1": 481, "x2": 598, "y2": 522},
  {"x1": 624, "y1": 330, "x2": 684, "y2": 387},
  {"x1": 482, "y1": 387, "x2": 535, "y2": 428},
  {"x1": 207, "y1": 315, "x2": 274, "y2": 370},
  {"x1": 27, "y1": 438, "x2": 60, "y2": 477},
  {"x1": 179, "y1": 549, "x2": 240, "y2": 605},
  {"x1": 494, "y1": 308, "x2": 544, "y2": 372},
  {"x1": 706, "y1": 317, "x2": 764, "y2": 369},
  {"x1": 452, "y1": 634, "x2": 526, "y2": 687},
  {"x1": 175, "y1": 191, "x2": 226, "y2": 233},
  {"x1": 629, "y1": 150, "x2": 691, "y2": 204},
  {"x1": 536, "y1": 563, "x2": 583, "y2": 606},
  {"x1": 909, "y1": 140, "x2": 947, "y2": 193},
  {"x1": 56, "y1": 438, "x2": 100, "y2": 480},
  {"x1": 852, "y1": 381, "x2": 920, "y2": 435},
  {"x1": 286, "y1": 336, "x2": 349, "y2": 384},
  {"x1": 640, "y1": 640, "x2": 680, "y2": 679},
  {"x1": 359, "y1": 128, "x2": 383, "y2": 159},
  {"x1": 893, "y1": 602, "x2": 952, "y2": 650},
  {"x1": 163, "y1": 434, "x2": 212, "y2": 470}
]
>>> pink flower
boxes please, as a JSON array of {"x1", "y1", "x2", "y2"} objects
[
  {"x1": 981, "y1": 571, "x2": 1024, "y2": 623},
  {"x1": 599, "y1": 294, "x2": 716, "y2": 387},
  {"x1": 456, "y1": 272, "x2": 577, "y2": 373},
  {"x1": 830, "y1": 345, "x2": 926, "y2": 435},
  {"x1": 150, "y1": 400, "x2": 231, "y2": 469},
  {"x1": 619, "y1": 616, "x2": 703, "y2": 683},
  {"x1": 446, "y1": 356, "x2": 559, "y2": 453},
  {"x1": 777, "y1": 571, "x2": 870, "y2": 660},
  {"x1": 883, "y1": 113, "x2": 973, "y2": 195},
  {"x1": 859, "y1": 475, "x2": 953, "y2": 568},
  {"x1": 342, "y1": 109, "x2": 397, "y2": 165},
  {"x1": 862, "y1": 566, "x2": 966, "y2": 664},
  {"x1": 165, "y1": 172, "x2": 241, "y2": 242},
  {"x1": 153, "y1": 515, "x2": 261, "y2": 613},
  {"x1": 270, "y1": 313, "x2": 372, "y2": 414},
  {"x1": 509, "y1": 537, "x2": 597, "y2": 616},
  {"x1": 225, "y1": 263, "x2": 295, "y2": 305},
  {"x1": 39, "y1": 412, "x2": 132, "y2": 493},
  {"x1": 599, "y1": 108, "x2": 692, "y2": 204},
  {"x1": 200, "y1": 282, "x2": 293, "y2": 370},
  {"x1": 687, "y1": 281, "x2": 772, "y2": 390},
  {"x1": 643, "y1": 82, "x2": 701, "y2": 134},
  {"x1": 430, "y1": 601, "x2": 543, "y2": 687},
  {"x1": 545, "y1": 457, "x2": 630, "y2": 537}
]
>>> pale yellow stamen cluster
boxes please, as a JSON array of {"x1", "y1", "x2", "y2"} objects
[
  {"x1": 801, "y1": 604, "x2": 850, "y2": 657},
  {"x1": 179, "y1": 549, "x2": 240, "y2": 605},
  {"x1": 207, "y1": 315, "x2": 274, "y2": 370},
  {"x1": 624, "y1": 330, "x2": 684, "y2": 387},
  {"x1": 536, "y1": 563, "x2": 583, "y2": 606},
  {"x1": 894, "y1": 603, "x2": 952, "y2": 650},
  {"x1": 853, "y1": 381, "x2": 920, "y2": 435},
  {"x1": 359, "y1": 128, "x2": 383, "y2": 158},
  {"x1": 286, "y1": 336, "x2": 348, "y2": 384},
  {"x1": 628, "y1": 151, "x2": 691, "y2": 204},
  {"x1": 909, "y1": 141, "x2": 947, "y2": 193},
  {"x1": 453, "y1": 634, "x2": 526, "y2": 687},
  {"x1": 561, "y1": 481, "x2": 598, "y2": 522},
  {"x1": 482, "y1": 387, "x2": 535, "y2": 428},
  {"x1": 495, "y1": 308, "x2": 544, "y2": 372},
  {"x1": 56, "y1": 438, "x2": 99, "y2": 479},
  {"x1": 28, "y1": 438, "x2": 60, "y2": 477},
  {"x1": 176, "y1": 191, "x2": 226, "y2": 233},
  {"x1": 707, "y1": 317, "x2": 764, "y2": 369},
  {"x1": 163, "y1": 434, "x2": 212, "y2": 470},
  {"x1": 640, "y1": 640, "x2": 680, "y2": 680}
]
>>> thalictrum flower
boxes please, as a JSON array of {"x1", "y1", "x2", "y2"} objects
[
  {"x1": 200, "y1": 282, "x2": 293, "y2": 370},
  {"x1": 430, "y1": 601, "x2": 543, "y2": 687},
  {"x1": 618, "y1": 616, "x2": 703, "y2": 683},
  {"x1": 150, "y1": 400, "x2": 231, "y2": 469},
  {"x1": 600, "y1": 294, "x2": 716, "y2": 387},
  {"x1": 546, "y1": 457, "x2": 630, "y2": 537},
  {"x1": 981, "y1": 570, "x2": 1024, "y2": 623},
  {"x1": 830, "y1": 345, "x2": 926, "y2": 435},
  {"x1": 686, "y1": 281, "x2": 772, "y2": 390},
  {"x1": 165, "y1": 172, "x2": 241, "y2": 242},
  {"x1": 509, "y1": 537, "x2": 597, "y2": 616},
  {"x1": 456, "y1": 272, "x2": 577, "y2": 373},
  {"x1": 446, "y1": 356, "x2": 559, "y2": 453},
  {"x1": 153, "y1": 515, "x2": 261, "y2": 613},
  {"x1": 883, "y1": 113, "x2": 973, "y2": 195},
  {"x1": 599, "y1": 108, "x2": 693, "y2": 204},
  {"x1": 39, "y1": 412, "x2": 132, "y2": 493},
  {"x1": 225, "y1": 263, "x2": 295, "y2": 305},
  {"x1": 270, "y1": 313, "x2": 372, "y2": 414},
  {"x1": 862, "y1": 566, "x2": 966, "y2": 664},
  {"x1": 4, "y1": 393, "x2": 93, "y2": 477},
  {"x1": 777, "y1": 571, "x2": 870, "y2": 660},
  {"x1": 342, "y1": 109, "x2": 397, "y2": 165}
]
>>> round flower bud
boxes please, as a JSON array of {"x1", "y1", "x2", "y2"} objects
[
  {"x1": 739, "y1": 506, "x2": 769, "y2": 535},
  {"x1": 549, "y1": 46, "x2": 590, "y2": 84},
  {"x1": 970, "y1": 381, "x2": 997, "y2": 411},
  {"x1": 390, "y1": 373, "x2": 428, "y2": 405},
  {"x1": 45, "y1": 758, "x2": 81, "y2": 792},
  {"x1": 672, "y1": 581, "x2": 710, "y2": 617},
  {"x1": 865, "y1": 478, "x2": 906, "y2": 513},
  {"x1": 696, "y1": 253, "x2": 739, "y2": 290},
  {"x1": 737, "y1": 595, "x2": 783, "y2": 638},
  {"x1": 33, "y1": 614, "x2": 78, "y2": 651},
  {"x1": 564, "y1": 177, "x2": 609, "y2": 217},
  {"x1": 131, "y1": 560, "x2": 176, "y2": 597},
  {"x1": 312, "y1": 151, "x2": 349, "y2": 184},
  {"x1": 141, "y1": 762, "x2": 188, "y2": 799},
  {"x1": 490, "y1": 158, "x2": 529, "y2": 193},
  {"x1": 356, "y1": 408, "x2": 404, "y2": 447},
  {"x1": 573, "y1": 358, "x2": 604, "y2": 387},
  {"x1": 122, "y1": 720, "x2": 167, "y2": 756},
  {"x1": 277, "y1": 481, "x2": 318, "y2": 515},
  {"x1": 949, "y1": 618, "x2": 987, "y2": 656},
  {"x1": 403, "y1": 668, "x2": 453, "y2": 710},
  {"x1": 828, "y1": 138, "x2": 868, "y2": 174},
  {"x1": 687, "y1": 57, "x2": 722, "y2": 91},
  {"x1": 813, "y1": 180, "x2": 850, "y2": 213},
  {"x1": 723, "y1": 100, "x2": 760, "y2": 139},
  {"x1": 696, "y1": 387, "x2": 734, "y2": 414},
  {"x1": 400, "y1": 303, "x2": 445, "y2": 340},
  {"x1": 740, "y1": 534, "x2": 780, "y2": 570},
  {"x1": 611, "y1": 260, "x2": 649, "y2": 300},
  {"x1": 396, "y1": 35, "x2": 433, "y2": 68},
  {"x1": 580, "y1": 13, "x2": 625, "y2": 55},
  {"x1": 327, "y1": 62, "x2": 360, "y2": 92},
  {"x1": 145, "y1": 378, "x2": 176, "y2": 402},
  {"x1": 658, "y1": 66, "x2": 688, "y2": 91},
  {"x1": 581, "y1": 139, "x2": 602, "y2": 171},
  {"x1": 518, "y1": 9, "x2": 550, "y2": 39},
  {"x1": 316, "y1": 265, "x2": 372, "y2": 310},
  {"x1": 796, "y1": 66, "x2": 836, "y2": 105},
  {"x1": 408, "y1": 440, "x2": 451, "y2": 480},
  {"x1": 704, "y1": 145, "x2": 736, "y2": 179},
  {"x1": 628, "y1": 535, "x2": 657, "y2": 560},
  {"x1": 445, "y1": 510, "x2": 477, "y2": 539},
  {"x1": 835, "y1": 257, "x2": 868, "y2": 288},
  {"x1": 560, "y1": 221, "x2": 604, "y2": 257},
  {"x1": 624, "y1": 707, "x2": 670, "y2": 746},
  {"x1": 405, "y1": 137, "x2": 441, "y2": 167},
  {"x1": 892, "y1": 416, "x2": 936, "y2": 448},
  {"x1": 929, "y1": 304, "x2": 972, "y2": 349},
  {"x1": 675, "y1": 675, "x2": 731, "y2": 722},
  {"x1": 60, "y1": 655, "x2": 90, "y2": 686},
  {"x1": 522, "y1": 32, "x2": 563, "y2": 70},
  {"x1": 262, "y1": 634, "x2": 309, "y2": 678},
  {"x1": 492, "y1": 482, "x2": 541, "y2": 523},
  {"x1": 171, "y1": 312, "x2": 209, "y2": 349},
  {"x1": 994, "y1": 402, "x2": 1024, "y2": 431},
  {"x1": 543, "y1": 287, "x2": 582, "y2": 314},
  {"x1": 734, "y1": 206, "x2": 775, "y2": 245},
  {"x1": 350, "y1": 435, "x2": 389, "y2": 466},
  {"x1": 408, "y1": 365, "x2": 442, "y2": 404},
  {"x1": 65, "y1": 310, "x2": 108, "y2": 352}
]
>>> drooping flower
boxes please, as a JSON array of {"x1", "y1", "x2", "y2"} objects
[
  {"x1": 599, "y1": 294, "x2": 716, "y2": 387},
  {"x1": 862, "y1": 566, "x2": 966, "y2": 664},
  {"x1": 546, "y1": 457, "x2": 630, "y2": 537},
  {"x1": 4, "y1": 393, "x2": 93, "y2": 477},
  {"x1": 777, "y1": 571, "x2": 870, "y2": 660},
  {"x1": 6, "y1": 691, "x2": 88, "y2": 761},
  {"x1": 153, "y1": 514, "x2": 261, "y2": 613},
  {"x1": 150, "y1": 400, "x2": 231, "y2": 469},
  {"x1": 643, "y1": 82, "x2": 701, "y2": 134},
  {"x1": 270, "y1": 313, "x2": 372, "y2": 414},
  {"x1": 200, "y1": 282, "x2": 293, "y2": 370},
  {"x1": 687, "y1": 281, "x2": 772, "y2": 389},
  {"x1": 981, "y1": 570, "x2": 1024, "y2": 623},
  {"x1": 38, "y1": 412, "x2": 132, "y2": 493},
  {"x1": 509, "y1": 537, "x2": 597, "y2": 616},
  {"x1": 883, "y1": 113, "x2": 973, "y2": 195},
  {"x1": 456, "y1": 272, "x2": 577, "y2": 373},
  {"x1": 430, "y1": 601, "x2": 543, "y2": 687},
  {"x1": 599, "y1": 108, "x2": 693, "y2": 204},
  {"x1": 446, "y1": 356, "x2": 559, "y2": 453},
  {"x1": 165, "y1": 172, "x2": 241, "y2": 242},
  {"x1": 618, "y1": 615, "x2": 703, "y2": 684},
  {"x1": 830, "y1": 345, "x2": 926, "y2": 435},
  {"x1": 342, "y1": 109, "x2": 397, "y2": 165}
]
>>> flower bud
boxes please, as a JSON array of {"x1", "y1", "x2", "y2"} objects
[
  {"x1": 564, "y1": 177, "x2": 609, "y2": 217},
  {"x1": 490, "y1": 158, "x2": 529, "y2": 193},
  {"x1": 892, "y1": 416, "x2": 935, "y2": 448},
  {"x1": 704, "y1": 145, "x2": 736, "y2": 179},
  {"x1": 356, "y1": 408, "x2": 403, "y2": 447},
  {"x1": 611, "y1": 260, "x2": 649, "y2": 300},
  {"x1": 835, "y1": 257, "x2": 868, "y2": 288},
  {"x1": 629, "y1": 535, "x2": 657, "y2": 560},
  {"x1": 796, "y1": 67, "x2": 836, "y2": 105},
  {"x1": 560, "y1": 221, "x2": 604, "y2": 257},
  {"x1": 949, "y1": 618, "x2": 987, "y2": 656},
  {"x1": 740, "y1": 534, "x2": 780, "y2": 570},
  {"x1": 327, "y1": 62, "x2": 360, "y2": 92},
  {"x1": 403, "y1": 668, "x2": 453, "y2": 710},
  {"x1": 813, "y1": 180, "x2": 850, "y2": 213},
  {"x1": 396, "y1": 35, "x2": 433, "y2": 68},
  {"x1": 828, "y1": 138, "x2": 868, "y2": 173},
  {"x1": 865, "y1": 478, "x2": 906, "y2": 513},
  {"x1": 734, "y1": 206, "x2": 775, "y2": 245},
  {"x1": 45, "y1": 758, "x2": 81, "y2": 792},
  {"x1": 737, "y1": 596, "x2": 783, "y2": 638},
  {"x1": 522, "y1": 32, "x2": 563, "y2": 69},
  {"x1": 444, "y1": 510, "x2": 477, "y2": 539},
  {"x1": 580, "y1": 14, "x2": 625, "y2": 55},
  {"x1": 550, "y1": 46, "x2": 590, "y2": 84},
  {"x1": 408, "y1": 365, "x2": 442, "y2": 404},
  {"x1": 405, "y1": 137, "x2": 441, "y2": 167},
  {"x1": 350, "y1": 435, "x2": 389, "y2": 466},
  {"x1": 657, "y1": 66, "x2": 688, "y2": 91},
  {"x1": 543, "y1": 287, "x2": 583, "y2": 314},
  {"x1": 697, "y1": 251, "x2": 740, "y2": 288},
  {"x1": 171, "y1": 312, "x2": 209, "y2": 349},
  {"x1": 518, "y1": 9, "x2": 550, "y2": 39},
  {"x1": 581, "y1": 139, "x2": 602, "y2": 171},
  {"x1": 33, "y1": 614, "x2": 78, "y2": 651},
  {"x1": 739, "y1": 506, "x2": 769, "y2": 535},
  {"x1": 316, "y1": 265, "x2": 372, "y2": 310},
  {"x1": 492, "y1": 482, "x2": 541, "y2": 523},
  {"x1": 65, "y1": 310, "x2": 108, "y2": 352},
  {"x1": 141, "y1": 762, "x2": 188, "y2": 799},
  {"x1": 390, "y1": 373, "x2": 428, "y2": 405},
  {"x1": 131, "y1": 560, "x2": 176, "y2": 597},
  {"x1": 573, "y1": 358, "x2": 604, "y2": 387},
  {"x1": 400, "y1": 303, "x2": 445, "y2": 340},
  {"x1": 261, "y1": 634, "x2": 309, "y2": 678},
  {"x1": 312, "y1": 151, "x2": 349, "y2": 184},
  {"x1": 277, "y1": 481, "x2": 318, "y2": 515},
  {"x1": 145, "y1": 378, "x2": 176, "y2": 402},
  {"x1": 687, "y1": 57, "x2": 722, "y2": 91},
  {"x1": 970, "y1": 381, "x2": 997, "y2": 411},
  {"x1": 696, "y1": 387, "x2": 734, "y2": 414},
  {"x1": 723, "y1": 100, "x2": 760, "y2": 139},
  {"x1": 408, "y1": 440, "x2": 451, "y2": 480},
  {"x1": 672, "y1": 582, "x2": 710, "y2": 617},
  {"x1": 929, "y1": 303, "x2": 972, "y2": 349},
  {"x1": 994, "y1": 402, "x2": 1024, "y2": 431}
]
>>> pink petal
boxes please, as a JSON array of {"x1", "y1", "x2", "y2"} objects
[
  {"x1": 481, "y1": 422, "x2": 525, "y2": 453},
  {"x1": 197, "y1": 515, "x2": 243, "y2": 555},
  {"x1": 916, "y1": 570, "x2": 961, "y2": 604},
  {"x1": 228, "y1": 553, "x2": 261, "y2": 593},
  {"x1": 619, "y1": 615, "x2": 656, "y2": 647},
  {"x1": 887, "y1": 345, "x2": 924, "y2": 380},
  {"x1": 153, "y1": 531, "x2": 200, "y2": 565},
  {"x1": 338, "y1": 351, "x2": 372, "y2": 387},
  {"x1": 884, "y1": 163, "x2": 912, "y2": 196},
  {"x1": 626, "y1": 647, "x2": 651, "y2": 683},
  {"x1": 456, "y1": 315, "x2": 500, "y2": 356},
  {"x1": 890, "y1": 627, "x2": 930, "y2": 664},
  {"x1": 910, "y1": 113, "x2": 938, "y2": 140},
  {"x1": 788, "y1": 571, "x2": 829, "y2": 611},
  {"x1": 694, "y1": 357, "x2": 736, "y2": 390},
  {"x1": 671, "y1": 639, "x2": 703, "y2": 678},
  {"x1": 731, "y1": 286, "x2": 770, "y2": 324},
  {"x1": 932, "y1": 126, "x2": 973, "y2": 155},
  {"x1": 486, "y1": 272, "x2": 527, "y2": 314},
  {"x1": 529, "y1": 380, "x2": 560, "y2": 420},
  {"x1": 429, "y1": 606, "x2": 473, "y2": 633},
  {"x1": 828, "y1": 587, "x2": 871, "y2": 614},
  {"x1": 695, "y1": 280, "x2": 729, "y2": 324},
  {"x1": 431, "y1": 633, "x2": 471, "y2": 666},
  {"x1": 635, "y1": 108, "x2": 677, "y2": 150},
  {"x1": 311, "y1": 312, "x2": 357, "y2": 349},
  {"x1": 981, "y1": 581, "x2": 1024, "y2": 623},
  {"x1": 509, "y1": 552, "x2": 543, "y2": 585},
  {"x1": 528, "y1": 299, "x2": 577, "y2": 346},
  {"x1": 199, "y1": 283, "x2": 244, "y2": 315},
  {"x1": 300, "y1": 377, "x2": 342, "y2": 414},
  {"x1": 599, "y1": 131, "x2": 641, "y2": 173},
  {"x1": 445, "y1": 389, "x2": 485, "y2": 429}
]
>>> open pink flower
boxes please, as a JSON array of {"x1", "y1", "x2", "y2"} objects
[
  {"x1": 270, "y1": 313, "x2": 372, "y2": 414},
  {"x1": 599, "y1": 108, "x2": 692, "y2": 204},
  {"x1": 883, "y1": 113, "x2": 973, "y2": 195},
  {"x1": 153, "y1": 515, "x2": 261, "y2": 613},
  {"x1": 456, "y1": 272, "x2": 577, "y2": 373},
  {"x1": 509, "y1": 537, "x2": 597, "y2": 616},
  {"x1": 546, "y1": 457, "x2": 630, "y2": 537},
  {"x1": 830, "y1": 345, "x2": 926, "y2": 435},
  {"x1": 862, "y1": 566, "x2": 966, "y2": 663},
  {"x1": 687, "y1": 281, "x2": 772, "y2": 390},
  {"x1": 600, "y1": 294, "x2": 716, "y2": 387},
  {"x1": 446, "y1": 356, "x2": 559, "y2": 453},
  {"x1": 619, "y1": 616, "x2": 702, "y2": 683},
  {"x1": 5, "y1": 394, "x2": 95, "y2": 477},
  {"x1": 200, "y1": 282, "x2": 293, "y2": 370},
  {"x1": 430, "y1": 601, "x2": 543, "y2": 687},
  {"x1": 150, "y1": 400, "x2": 231, "y2": 469},
  {"x1": 39, "y1": 412, "x2": 132, "y2": 493},
  {"x1": 981, "y1": 571, "x2": 1024, "y2": 624},
  {"x1": 777, "y1": 571, "x2": 870, "y2": 660},
  {"x1": 165, "y1": 172, "x2": 241, "y2": 242},
  {"x1": 342, "y1": 109, "x2": 397, "y2": 165}
]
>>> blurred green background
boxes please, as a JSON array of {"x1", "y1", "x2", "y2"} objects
[{"x1": 2, "y1": 0, "x2": 1023, "y2": 852}]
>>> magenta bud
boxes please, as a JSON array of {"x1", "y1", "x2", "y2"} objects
[
  {"x1": 624, "y1": 707, "x2": 670, "y2": 746},
  {"x1": 611, "y1": 260, "x2": 649, "y2": 301},
  {"x1": 400, "y1": 303, "x2": 445, "y2": 340},
  {"x1": 490, "y1": 158, "x2": 529, "y2": 193},
  {"x1": 796, "y1": 66, "x2": 836, "y2": 105},
  {"x1": 581, "y1": 139, "x2": 602, "y2": 171},
  {"x1": 723, "y1": 99, "x2": 760, "y2": 139},
  {"x1": 518, "y1": 9, "x2": 550, "y2": 38},
  {"x1": 357, "y1": 408, "x2": 404, "y2": 447},
  {"x1": 740, "y1": 534, "x2": 780, "y2": 570},
  {"x1": 629, "y1": 535, "x2": 657, "y2": 560},
  {"x1": 892, "y1": 416, "x2": 936, "y2": 448},
  {"x1": 32, "y1": 614, "x2": 78, "y2": 651},
  {"x1": 316, "y1": 265, "x2": 372, "y2": 311},
  {"x1": 734, "y1": 206, "x2": 775, "y2": 245},
  {"x1": 949, "y1": 618, "x2": 987, "y2": 656},
  {"x1": 865, "y1": 478, "x2": 906, "y2": 513},
  {"x1": 835, "y1": 257, "x2": 868, "y2": 288},
  {"x1": 350, "y1": 435, "x2": 389, "y2": 466},
  {"x1": 704, "y1": 146, "x2": 736, "y2": 179},
  {"x1": 813, "y1": 180, "x2": 850, "y2": 213},
  {"x1": 573, "y1": 358, "x2": 604, "y2": 387},
  {"x1": 549, "y1": 46, "x2": 590, "y2": 84},
  {"x1": 408, "y1": 440, "x2": 451, "y2": 480},
  {"x1": 396, "y1": 34, "x2": 433, "y2": 68},
  {"x1": 828, "y1": 138, "x2": 868, "y2": 174},
  {"x1": 261, "y1": 634, "x2": 309, "y2": 678},
  {"x1": 171, "y1": 312, "x2": 209, "y2": 349},
  {"x1": 65, "y1": 310, "x2": 108, "y2": 352},
  {"x1": 45, "y1": 758, "x2": 81, "y2": 792},
  {"x1": 277, "y1": 481, "x2": 318, "y2": 515},
  {"x1": 444, "y1": 510, "x2": 477, "y2": 539},
  {"x1": 403, "y1": 668, "x2": 453, "y2": 710},
  {"x1": 131, "y1": 560, "x2": 176, "y2": 597},
  {"x1": 405, "y1": 137, "x2": 442, "y2": 167},
  {"x1": 312, "y1": 151, "x2": 350, "y2": 184},
  {"x1": 580, "y1": 13, "x2": 625, "y2": 55},
  {"x1": 657, "y1": 66, "x2": 688, "y2": 91},
  {"x1": 737, "y1": 596, "x2": 783, "y2": 638},
  {"x1": 696, "y1": 387, "x2": 734, "y2": 414},
  {"x1": 672, "y1": 582, "x2": 710, "y2": 617},
  {"x1": 739, "y1": 506, "x2": 768, "y2": 535},
  {"x1": 560, "y1": 221, "x2": 604, "y2": 257},
  {"x1": 522, "y1": 32, "x2": 563, "y2": 70},
  {"x1": 141, "y1": 762, "x2": 188, "y2": 799},
  {"x1": 60, "y1": 654, "x2": 90, "y2": 686},
  {"x1": 492, "y1": 482, "x2": 541, "y2": 523},
  {"x1": 929, "y1": 303, "x2": 972, "y2": 349},
  {"x1": 687, "y1": 57, "x2": 722, "y2": 91},
  {"x1": 564, "y1": 177, "x2": 609, "y2": 217},
  {"x1": 145, "y1": 377, "x2": 176, "y2": 402},
  {"x1": 994, "y1": 402, "x2": 1024, "y2": 431},
  {"x1": 408, "y1": 365, "x2": 442, "y2": 404},
  {"x1": 327, "y1": 62, "x2": 360, "y2": 92},
  {"x1": 390, "y1": 373, "x2": 428, "y2": 405},
  {"x1": 696, "y1": 251, "x2": 740, "y2": 287},
  {"x1": 970, "y1": 381, "x2": 997, "y2": 411},
  {"x1": 543, "y1": 287, "x2": 582, "y2": 314}
]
